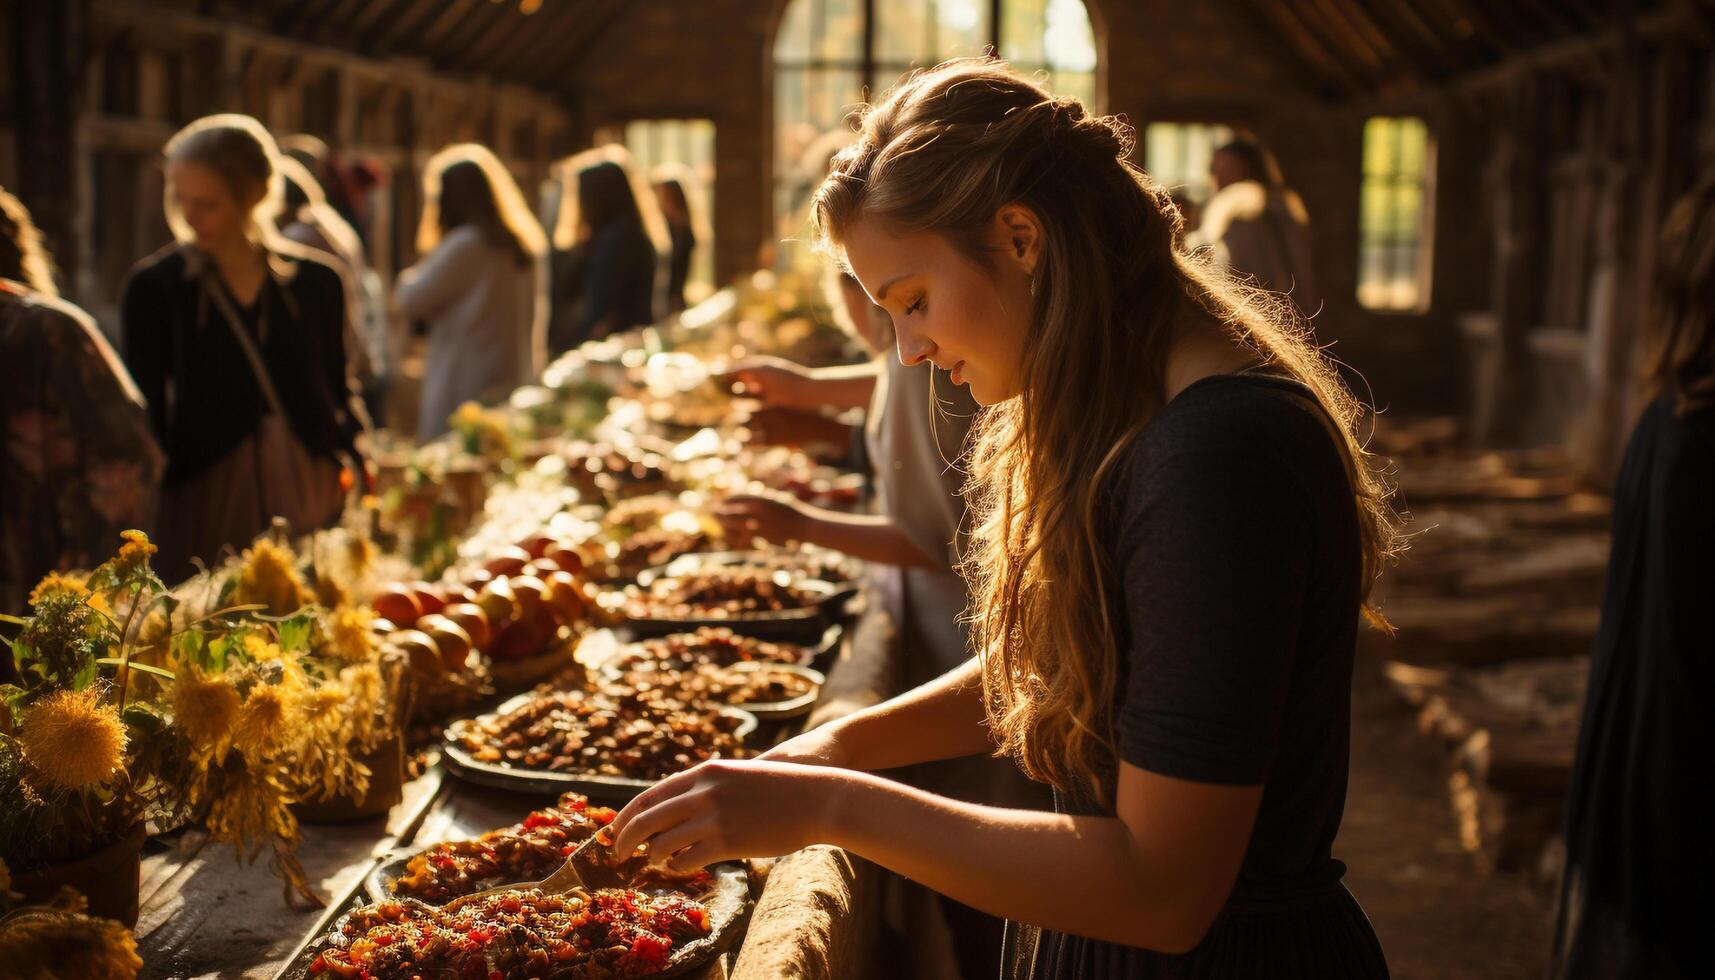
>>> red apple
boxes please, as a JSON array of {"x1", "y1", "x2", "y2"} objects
[
  {"x1": 440, "y1": 602, "x2": 493, "y2": 653},
  {"x1": 373, "y1": 586, "x2": 423, "y2": 629},
  {"x1": 418, "y1": 614, "x2": 473, "y2": 672},
  {"x1": 482, "y1": 546, "x2": 531, "y2": 578}
]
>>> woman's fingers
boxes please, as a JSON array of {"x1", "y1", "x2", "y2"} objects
[
  {"x1": 609, "y1": 769, "x2": 702, "y2": 852},
  {"x1": 642, "y1": 813, "x2": 727, "y2": 872}
]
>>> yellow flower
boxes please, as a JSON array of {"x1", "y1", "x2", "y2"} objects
[
  {"x1": 118, "y1": 529, "x2": 156, "y2": 564},
  {"x1": 172, "y1": 669, "x2": 240, "y2": 752},
  {"x1": 19, "y1": 689, "x2": 128, "y2": 792},
  {"x1": 27, "y1": 572, "x2": 88, "y2": 609},
  {"x1": 0, "y1": 906, "x2": 143, "y2": 980},
  {"x1": 232, "y1": 538, "x2": 312, "y2": 617},
  {"x1": 323, "y1": 606, "x2": 376, "y2": 663},
  {"x1": 345, "y1": 534, "x2": 374, "y2": 577},
  {"x1": 340, "y1": 662, "x2": 384, "y2": 743},
  {"x1": 242, "y1": 634, "x2": 283, "y2": 663},
  {"x1": 233, "y1": 684, "x2": 291, "y2": 757},
  {"x1": 298, "y1": 680, "x2": 350, "y2": 736}
]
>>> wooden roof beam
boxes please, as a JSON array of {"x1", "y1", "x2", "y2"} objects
[
  {"x1": 516, "y1": 0, "x2": 630, "y2": 90},
  {"x1": 1244, "y1": 0, "x2": 1372, "y2": 95}
]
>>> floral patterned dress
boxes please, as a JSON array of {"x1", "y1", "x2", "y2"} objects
[{"x1": 0, "y1": 280, "x2": 163, "y2": 614}]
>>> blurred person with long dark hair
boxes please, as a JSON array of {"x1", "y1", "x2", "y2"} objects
[
  {"x1": 0, "y1": 186, "x2": 162, "y2": 615},
  {"x1": 1551, "y1": 179, "x2": 1715, "y2": 980},
  {"x1": 651, "y1": 164, "x2": 707, "y2": 314},
  {"x1": 123, "y1": 115, "x2": 366, "y2": 580},
  {"x1": 397, "y1": 144, "x2": 547, "y2": 439},
  {"x1": 278, "y1": 155, "x2": 391, "y2": 424},
  {"x1": 281, "y1": 133, "x2": 373, "y2": 249},
  {"x1": 1187, "y1": 137, "x2": 1320, "y2": 318},
  {"x1": 548, "y1": 146, "x2": 664, "y2": 352}
]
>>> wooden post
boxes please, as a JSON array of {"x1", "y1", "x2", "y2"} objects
[
  {"x1": 1485, "y1": 76, "x2": 1545, "y2": 447},
  {"x1": 11, "y1": 0, "x2": 83, "y2": 297}
]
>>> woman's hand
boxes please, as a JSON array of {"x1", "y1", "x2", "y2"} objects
[
  {"x1": 711, "y1": 491, "x2": 811, "y2": 545},
  {"x1": 742, "y1": 405, "x2": 854, "y2": 449},
  {"x1": 722, "y1": 356, "x2": 818, "y2": 409},
  {"x1": 608, "y1": 759, "x2": 846, "y2": 872}
]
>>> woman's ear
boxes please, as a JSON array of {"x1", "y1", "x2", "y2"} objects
[{"x1": 993, "y1": 203, "x2": 1044, "y2": 276}]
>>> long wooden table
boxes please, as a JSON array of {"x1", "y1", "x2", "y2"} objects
[{"x1": 132, "y1": 605, "x2": 900, "y2": 980}]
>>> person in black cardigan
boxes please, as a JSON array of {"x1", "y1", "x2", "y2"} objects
[
  {"x1": 1551, "y1": 179, "x2": 1715, "y2": 980},
  {"x1": 121, "y1": 114, "x2": 366, "y2": 579}
]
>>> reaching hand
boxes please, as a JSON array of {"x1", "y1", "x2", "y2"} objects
[
  {"x1": 608, "y1": 759, "x2": 846, "y2": 872},
  {"x1": 711, "y1": 491, "x2": 812, "y2": 546},
  {"x1": 721, "y1": 356, "x2": 818, "y2": 409}
]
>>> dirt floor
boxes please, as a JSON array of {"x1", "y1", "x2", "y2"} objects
[{"x1": 1338, "y1": 651, "x2": 1558, "y2": 979}]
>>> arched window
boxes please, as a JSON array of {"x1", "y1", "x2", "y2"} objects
[{"x1": 773, "y1": 0, "x2": 1098, "y2": 230}]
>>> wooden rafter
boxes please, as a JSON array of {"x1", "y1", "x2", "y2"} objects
[
  {"x1": 1242, "y1": 0, "x2": 1370, "y2": 94},
  {"x1": 366, "y1": 0, "x2": 446, "y2": 56},
  {"x1": 474, "y1": 0, "x2": 582, "y2": 80},
  {"x1": 516, "y1": 0, "x2": 630, "y2": 89}
]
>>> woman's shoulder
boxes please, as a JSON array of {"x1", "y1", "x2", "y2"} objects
[
  {"x1": 1130, "y1": 372, "x2": 1326, "y2": 463},
  {"x1": 123, "y1": 244, "x2": 188, "y2": 290}
]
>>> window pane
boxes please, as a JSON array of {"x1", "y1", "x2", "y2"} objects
[
  {"x1": 815, "y1": 0, "x2": 865, "y2": 62},
  {"x1": 776, "y1": 67, "x2": 863, "y2": 220},
  {"x1": 625, "y1": 120, "x2": 717, "y2": 299},
  {"x1": 777, "y1": 0, "x2": 864, "y2": 64},
  {"x1": 876, "y1": 0, "x2": 992, "y2": 66},
  {"x1": 1144, "y1": 122, "x2": 1232, "y2": 204},
  {"x1": 1358, "y1": 116, "x2": 1432, "y2": 311},
  {"x1": 1362, "y1": 117, "x2": 1395, "y2": 177},
  {"x1": 1004, "y1": 0, "x2": 1096, "y2": 71},
  {"x1": 777, "y1": 0, "x2": 813, "y2": 61},
  {"x1": 1397, "y1": 118, "x2": 1428, "y2": 180}
]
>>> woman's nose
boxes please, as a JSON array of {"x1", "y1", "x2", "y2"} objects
[{"x1": 896, "y1": 330, "x2": 936, "y2": 367}]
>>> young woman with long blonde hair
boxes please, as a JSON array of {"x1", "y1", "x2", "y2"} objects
[
  {"x1": 612, "y1": 60, "x2": 1397, "y2": 978},
  {"x1": 396, "y1": 143, "x2": 547, "y2": 440}
]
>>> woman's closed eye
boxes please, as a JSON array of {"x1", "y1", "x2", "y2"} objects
[{"x1": 904, "y1": 296, "x2": 926, "y2": 316}]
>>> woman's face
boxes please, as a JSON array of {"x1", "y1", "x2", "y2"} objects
[
  {"x1": 840, "y1": 206, "x2": 1040, "y2": 405},
  {"x1": 166, "y1": 161, "x2": 256, "y2": 248}
]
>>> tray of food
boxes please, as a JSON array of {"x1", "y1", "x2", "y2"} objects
[
  {"x1": 589, "y1": 495, "x2": 723, "y2": 583},
  {"x1": 617, "y1": 565, "x2": 852, "y2": 640},
  {"x1": 638, "y1": 548, "x2": 863, "y2": 588},
  {"x1": 280, "y1": 879, "x2": 748, "y2": 980},
  {"x1": 361, "y1": 791, "x2": 738, "y2": 908},
  {"x1": 602, "y1": 660, "x2": 826, "y2": 721},
  {"x1": 443, "y1": 689, "x2": 756, "y2": 804}
]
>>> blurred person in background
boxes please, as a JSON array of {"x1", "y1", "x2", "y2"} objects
[
  {"x1": 1187, "y1": 136, "x2": 1320, "y2": 318},
  {"x1": 0, "y1": 185, "x2": 162, "y2": 616},
  {"x1": 1552, "y1": 178, "x2": 1715, "y2": 980},
  {"x1": 547, "y1": 145, "x2": 665, "y2": 353},
  {"x1": 652, "y1": 163, "x2": 709, "y2": 315},
  {"x1": 121, "y1": 114, "x2": 365, "y2": 580},
  {"x1": 396, "y1": 144, "x2": 547, "y2": 440},
  {"x1": 278, "y1": 154, "x2": 392, "y2": 425}
]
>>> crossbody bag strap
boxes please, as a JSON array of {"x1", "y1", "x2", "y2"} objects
[{"x1": 198, "y1": 263, "x2": 290, "y2": 420}]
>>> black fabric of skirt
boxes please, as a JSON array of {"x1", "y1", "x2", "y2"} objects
[{"x1": 1013, "y1": 879, "x2": 1389, "y2": 980}]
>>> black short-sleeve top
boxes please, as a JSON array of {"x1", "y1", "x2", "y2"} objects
[{"x1": 1020, "y1": 371, "x2": 1389, "y2": 979}]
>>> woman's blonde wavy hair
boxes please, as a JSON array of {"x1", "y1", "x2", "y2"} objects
[{"x1": 813, "y1": 59, "x2": 1399, "y2": 806}]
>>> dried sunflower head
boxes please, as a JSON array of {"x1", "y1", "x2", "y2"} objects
[
  {"x1": 116, "y1": 529, "x2": 156, "y2": 567},
  {"x1": 0, "y1": 906, "x2": 143, "y2": 980},
  {"x1": 232, "y1": 538, "x2": 312, "y2": 618},
  {"x1": 322, "y1": 606, "x2": 376, "y2": 663},
  {"x1": 172, "y1": 668, "x2": 240, "y2": 753},
  {"x1": 26, "y1": 572, "x2": 88, "y2": 609},
  {"x1": 232, "y1": 684, "x2": 293, "y2": 758},
  {"x1": 18, "y1": 688, "x2": 128, "y2": 792},
  {"x1": 298, "y1": 679, "x2": 350, "y2": 737}
]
